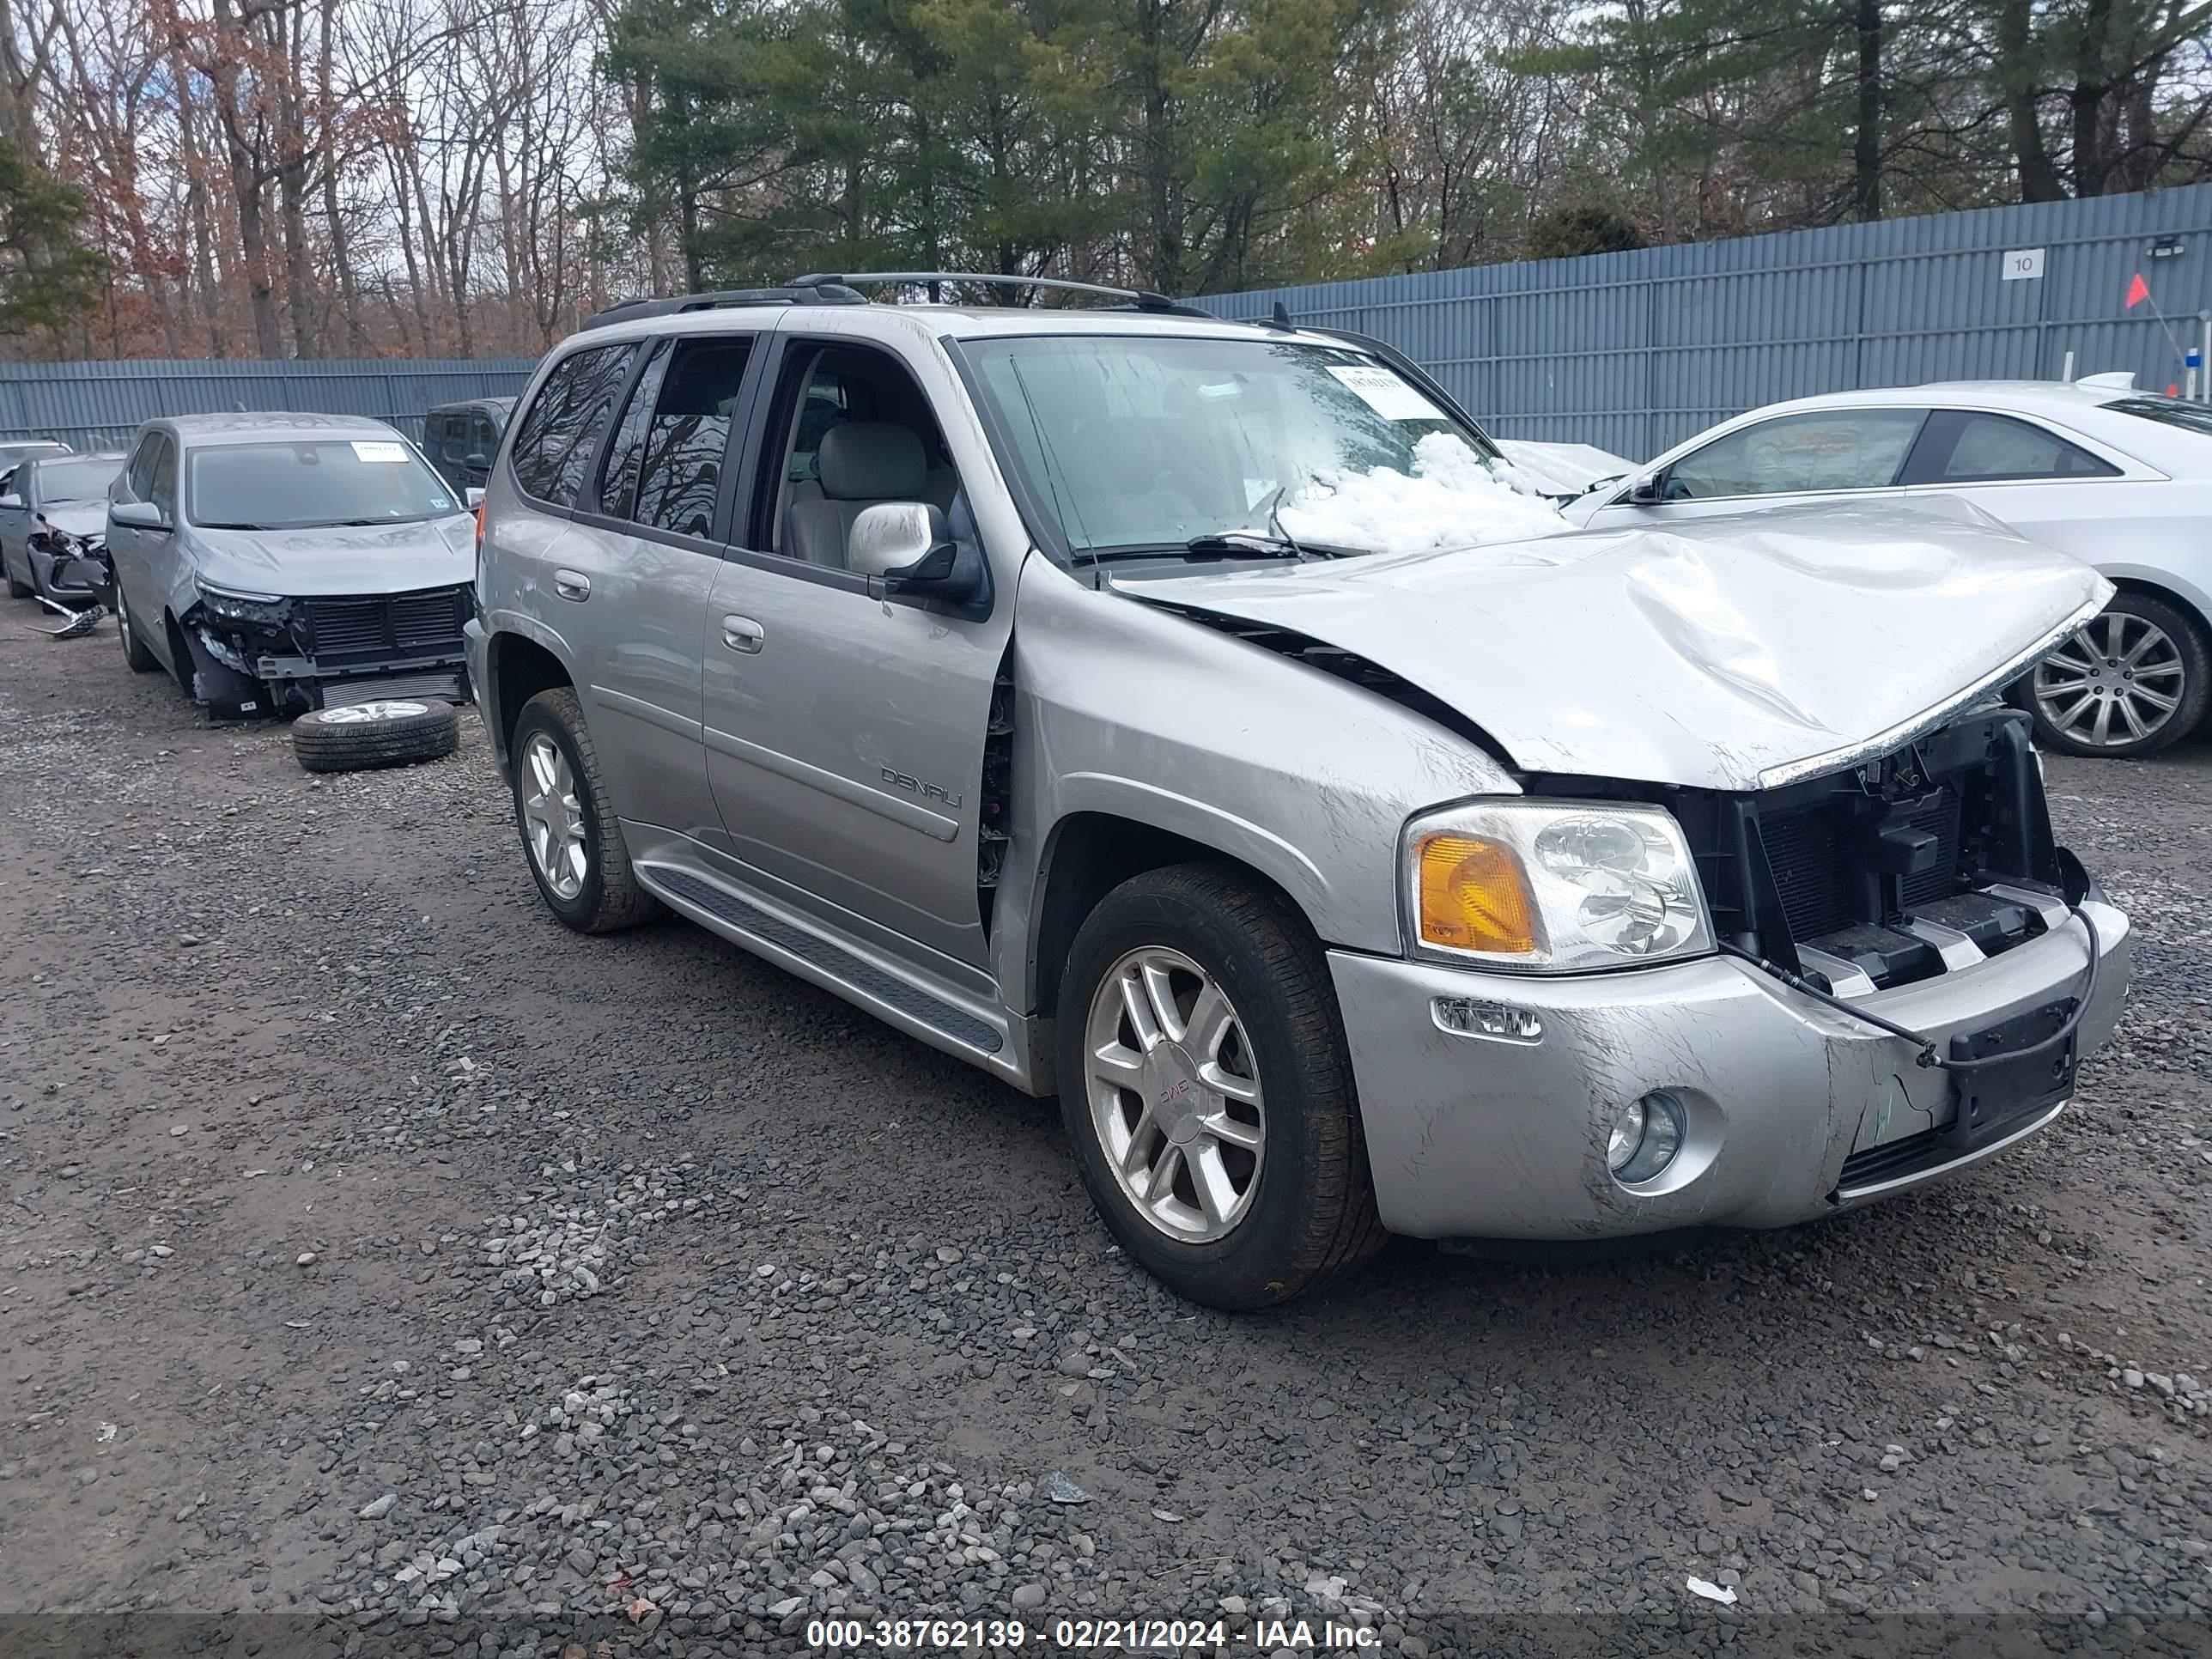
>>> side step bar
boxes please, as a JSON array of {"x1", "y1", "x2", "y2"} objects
[{"x1": 633, "y1": 860, "x2": 1009, "y2": 1061}]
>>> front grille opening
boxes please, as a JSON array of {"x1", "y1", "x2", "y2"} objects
[
  {"x1": 304, "y1": 586, "x2": 470, "y2": 665},
  {"x1": 1758, "y1": 801, "x2": 1854, "y2": 939},
  {"x1": 1837, "y1": 1127, "x2": 1943, "y2": 1190}
]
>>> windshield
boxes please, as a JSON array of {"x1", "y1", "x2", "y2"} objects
[
  {"x1": 965, "y1": 335, "x2": 1505, "y2": 556},
  {"x1": 186, "y1": 440, "x2": 458, "y2": 530},
  {"x1": 36, "y1": 459, "x2": 119, "y2": 501}
]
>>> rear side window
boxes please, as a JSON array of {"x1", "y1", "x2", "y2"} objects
[
  {"x1": 1910, "y1": 410, "x2": 2121, "y2": 483},
  {"x1": 595, "y1": 342, "x2": 672, "y2": 519},
  {"x1": 1665, "y1": 410, "x2": 1926, "y2": 499},
  {"x1": 633, "y1": 337, "x2": 753, "y2": 538},
  {"x1": 509, "y1": 344, "x2": 636, "y2": 507}
]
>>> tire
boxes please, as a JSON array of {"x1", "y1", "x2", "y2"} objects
[
  {"x1": 1054, "y1": 863, "x2": 1387, "y2": 1310},
  {"x1": 291, "y1": 698, "x2": 460, "y2": 774},
  {"x1": 116, "y1": 575, "x2": 157, "y2": 672},
  {"x1": 507, "y1": 686, "x2": 659, "y2": 933},
  {"x1": 3, "y1": 549, "x2": 29, "y2": 599},
  {"x1": 2028, "y1": 592, "x2": 2210, "y2": 759}
]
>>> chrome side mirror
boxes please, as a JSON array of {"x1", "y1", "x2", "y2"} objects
[
  {"x1": 849, "y1": 501, "x2": 957, "y2": 584},
  {"x1": 465, "y1": 487, "x2": 486, "y2": 509}
]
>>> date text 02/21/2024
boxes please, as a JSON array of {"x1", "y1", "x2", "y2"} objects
[{"x1": 806, "y1": 1615, "x2": 1388, "y2": 1650}]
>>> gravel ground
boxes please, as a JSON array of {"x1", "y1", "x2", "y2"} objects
[{"x1": 2, "y1": 594, "x2": 2210, "y2": 1659}]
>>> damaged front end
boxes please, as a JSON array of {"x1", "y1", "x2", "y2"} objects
[
  {"x1": 33, "y1": 526, "x2": 112, "y2": 604},
  {"x1": 185, "y1": 580, "x2": 474, "y2": 720},
  {"x1": 1527, "y1": 702, "x2": 2077, "y2": 998}
]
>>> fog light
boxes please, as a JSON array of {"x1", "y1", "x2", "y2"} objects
[
  {"x1": 1607, "y1": 1091, "x2": 1686, "y2": 1184},
  {"x1": 1431, "y1": 995, "x2": 1542, "y2": 1043}
]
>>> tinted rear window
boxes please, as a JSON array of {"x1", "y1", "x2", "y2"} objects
[
  {"x1": 2105, "y1": 395, "x2": 2212, "y2": 439},
  {"x1": 509, "y1": 345, "x2": 637, "y2": 507}
]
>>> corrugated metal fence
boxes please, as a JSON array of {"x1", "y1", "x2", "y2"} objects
[
  {"x1": 1200, "y1": 185, "x2": 2212, "y2": 461},
  {"x1": 0, "y1": 357, "x2": 539, "y2": 452},
  {"x1": 8, "y1": 185, "x2": 2212, "y2": 463}
]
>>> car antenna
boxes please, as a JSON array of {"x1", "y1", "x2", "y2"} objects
[{"x1": 1266, "y1": 301, "x2": 1296, "y2": 332}]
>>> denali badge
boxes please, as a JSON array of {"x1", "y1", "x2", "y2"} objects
[{"x1": 881, "y1": 768, "x2": 961, "y2": 809}]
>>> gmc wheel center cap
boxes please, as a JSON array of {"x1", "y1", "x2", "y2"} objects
[{"x1": 1153, "y1": 1045, "x2": 1203, "y2": 1145}]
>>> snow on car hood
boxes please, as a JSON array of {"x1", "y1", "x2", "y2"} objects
[
  {"x1": 187, "y1": 515, "x2": 477, "y2": 597},
  {"x1": 1121, "y1": 501, "x2": 2111, "y2": 791}
]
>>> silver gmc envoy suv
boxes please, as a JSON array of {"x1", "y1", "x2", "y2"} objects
[{"x1": 468, "y1": 272, "x2": 2130, "y2": 1309}]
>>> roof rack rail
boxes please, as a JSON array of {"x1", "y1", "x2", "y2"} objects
[
  {"x1": 576, "y1": 283, "x2": 866, "y2": 331},
  {"x1": 787, "y1": 270, "x2": 1217, "y2": 318}
]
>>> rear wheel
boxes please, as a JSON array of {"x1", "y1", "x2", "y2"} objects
[
  {"x1": 2030, "y1": 592, "x2": 2209, "y2": 758},
  {"x1": 509, "y1": 687, "x2": 659, "y2": 933},
  {"x1": 1054, "y1": 864, "x2": 1386, "y2": 1310}
]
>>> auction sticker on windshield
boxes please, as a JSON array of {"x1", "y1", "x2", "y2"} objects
[
  {"x1": 350, "y1": 441, "x2": 410, "y2": 463},
  {"x1": 1328, "y1": 363, "x2": 1446, "y2": 422}
]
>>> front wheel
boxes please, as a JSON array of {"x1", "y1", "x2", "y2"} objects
[
  {"x1": 2030, "y1": 592, "x2": 2209, "y2": 758},
  {"x1": 115, "y1": 574, "x2": 157, "y2": 672},
  {"x1": 3, "y1": 549, "x2": 29, "y2": 599},
  {"x1": 508, "y1": 686, "x2": 659, "y2": 934},
  {"x1": 1054, "y1": 864, "x2": 1386, "y2": 1310}
]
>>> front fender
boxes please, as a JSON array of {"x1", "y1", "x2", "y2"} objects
[{"x1": 994, "y1": 559, "x2": 1516, "y2": 1009}]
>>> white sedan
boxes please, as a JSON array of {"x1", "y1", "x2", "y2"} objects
[{"x1": 1565, "y1": 380, "x2": 2212, "y2": 757}]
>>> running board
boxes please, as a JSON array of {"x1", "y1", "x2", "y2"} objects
[{"x1": 633, "y1": 860, "x2": 1008, "y2": 1059}]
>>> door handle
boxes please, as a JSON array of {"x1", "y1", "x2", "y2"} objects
[
  {"x1": 553, "y1": 568, "x2": 591, "y2": 602},
  {"x1": 720, "y1": 614, "x2": 764, "y2": 653}
]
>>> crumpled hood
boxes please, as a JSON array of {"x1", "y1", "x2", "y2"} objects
[
  {"x1": 1492, "y1": 439, "x2": 1635, "y2": 499},
  {"x1": 38, "y1": 501, "x2": 106, "y2": 539},
  {"x1": 187, "y1": 515, "x2": 476, "y2": 597},
  {"x1": 1121, "y1": 501, "x2": 2112, "y2": 791}
]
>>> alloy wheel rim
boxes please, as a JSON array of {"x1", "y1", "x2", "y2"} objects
[
  {"x1": 2033, "y1": 611, "x2": 2186, "y2": 749},
  {"x1": 1084, "y1": 945, "x2": 1266, "y2": 1243},
  {"x1": 321, "y1": 700, "x2": 430, "y2": 723},
  {"x1": 520, "y1": 732, "x2": 588, "y2": 901}
]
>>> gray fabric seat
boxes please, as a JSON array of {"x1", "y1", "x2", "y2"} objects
[{"x1": 786, "y1": 422, "x2": 930, "y2": 569}]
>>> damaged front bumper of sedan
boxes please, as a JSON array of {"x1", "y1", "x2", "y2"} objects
[
  {"x1": 187, "y1": 580, "x2": 474, "y2": 719},
  {"x1": 1334, "y1": 703, "x2": 2130, "y2": 1242}
]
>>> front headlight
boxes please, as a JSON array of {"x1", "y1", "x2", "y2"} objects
[
  {"x1": 1403, "y1": 799, "x2": 1714, "y2": 972},
  {"x1": 196, "y1": 580, "x2": 292, "y2": 628}
]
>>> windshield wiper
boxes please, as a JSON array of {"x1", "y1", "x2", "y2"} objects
[
  {"x1": 1182, "y1": 532, "x2": 1308, "y2": 561},
  {"x1": 196, "y1": 521, "x2": 276, "y2": 531},
  {"x1": 1081, "y1": 532, "x2": 1307, "y2": 567}
]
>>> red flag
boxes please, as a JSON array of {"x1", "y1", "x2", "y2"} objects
[{"x1": 2125, "y1": 272, "x2": 2151, "y2": 309}]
